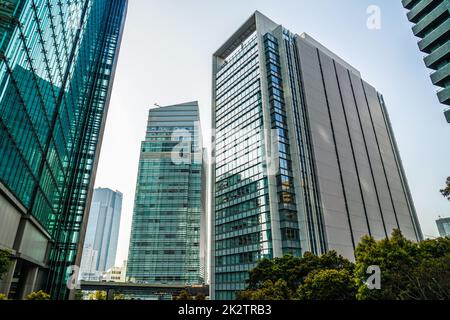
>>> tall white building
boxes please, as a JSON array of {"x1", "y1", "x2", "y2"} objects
[
  {"x1": 79, "y1": 246, "x2": 101, "y2": 281},
  {"x1": 80, "y1": 188, "x2": 123, "y2": 281}
]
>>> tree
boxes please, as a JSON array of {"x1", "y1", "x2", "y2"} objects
[
  {"x1": 355, "y1": 230, "x2": 450, "y2": 300},
  {"x1": 74, "y1": 290, "x2": 84, "y2": 301},
  {"x1": 238, "y1": 230, "x2": 450, "y2": 300},
  {"x1": 401, "y1": 254, "x2": 450, "y2": 300},
  {"x1": 173, "y1": 290, "x2": 193, "y2": 301},
  {"x1": 241, "y1": 280, "x2": 293, "y2": 300},
  {"x1": 0, "y1": 294, "x2": 8, "y2": 300},
  {"x1": 195, "y1": 293, "x2": 206, "y2": 300},
  {"x1": 88, "y1": 291, "x2": 107, "y2": 300},
  {"x1": 295, "y1": 269, "x2": 357, "y2": 300},
  {"x1": 26, "y1": 291, "x2": 51, "y2": 300},
  {"x1": 238, "y1": 251, "x2": 354, "y2": 300},
  {"x1": 0, "y1": 250, "x2": 12, "y2": 280},
  {"x1": 247, "y1": 251, "x2": 353, "y2": 292},
  {"x1": 114, "y1": 293, "x2": 126, "y2": 300},
  {"x1": 440, "y1": 177, "x2": 450, "y2": 201}
]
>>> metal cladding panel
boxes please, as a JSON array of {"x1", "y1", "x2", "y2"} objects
[
  {"x1": 295, "y1": 32, "x2": 422, "y2": 255},
  {"x1": 0, "y1": 192, "x2": 21, "y2": 249},
  {"x1": 318, "y1": 51, "x2": 371, "y2": 245},
  {"x1": 362, "y1": 83, "x2": 419, "y2": 241},
  {"x1": 295, "y1": 38, "x2": 354, "y2": 257}
]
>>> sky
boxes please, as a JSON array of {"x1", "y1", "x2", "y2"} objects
[{"x1": 94, "y1": 0, "x2": 450, "y2": 266}]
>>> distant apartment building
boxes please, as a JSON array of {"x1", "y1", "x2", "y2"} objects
[
  {"x1": 79, "y1": 246, "x2": 101, "y2": 281},
  {"x1": 103, "y1": 261, "x2": 128, "y2": 283},
  {"x1": 127, "y1": 102, "x2": 207, "y2": 288},
  {"x1": 79, "y1": 188, "x2": 123, "y2": 281},
  {"x1": 402, "y1": 0, "x2": 450, "y2": 123},
  {"x1": 437, "y1": 217, "x2": 450, "y2": 237},
  {"x1": 211, "y1": 11, "x2": 423, "y2": 300}
]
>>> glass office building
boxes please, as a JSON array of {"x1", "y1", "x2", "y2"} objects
[
  {"x1": 79, "y1": 188, "x2": 123, "y2": 281},
  {"x1": 402, "y1": 0, "x2": 450, "y2": 123},
  {"x1": 127, "y1": 102, "x2": 207, "y2": 298},
  {"x1": 436, "y1": 217, "x2": 450, "y2": 237},
  {"x1": 0, "y1": 0, "x2": 128, "y2": 299},
  {"x1": 211, "y1": 12, "x2": 423, "y2": 300}
]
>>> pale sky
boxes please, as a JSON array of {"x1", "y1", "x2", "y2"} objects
[{"x1": 94, "y1": 0, "x2": 450, "y2": 266}]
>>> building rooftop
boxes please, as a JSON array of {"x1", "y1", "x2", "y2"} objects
[{"x1": 214, "y1": 11, "x2": 361, "y2": 77}]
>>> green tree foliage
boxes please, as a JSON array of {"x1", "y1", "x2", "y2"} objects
[
  {"x1": 26, "y1": 291, "x2": 51, "y2": 300},
  {"x1": 88, "y1": 291, "x2": 107, "y2": 300},
  {"x1": 173, "y1": 290, "x2": 193, "y2": 301},
  {"x1": 355, "y1": 230, "x2": 450, "y2": 300},
  {"x1": 0, "y1": 294, "x2": 8, "y2": 300},
  {"x1": 114, "y1": 293, "x2": 126, "y2": 300},
  {"x1": 0, "y1": 250, "x2": 12, "y2": 279},
  {"x1": 296, "y1": 269, "x2": 357, "y2": 300},
  {"x1": 238, "y1": 230, "x2": 450, "y2": 300},
  {"x1": 74, "y1": 290, "x2": 84, "y2": 301},
  {"x1": 195, "y1": 293, "x2": 206, "y2": 300},
  {"x1": 441, "y1": 177, "x2": 450, "y2": 201},
  {"x1": 247, "y1": 251, "x2": 353, "y2": 291},
  {"x1": 237, "y1": 280, "x2": 293, "y2": 300},
  {"x1": 239, "y1": 251, "x2": 355, "y2": 300}
]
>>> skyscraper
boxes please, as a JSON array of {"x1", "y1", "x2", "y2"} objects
[
  {"x1": 79, "y1": 188, "x2": 123, "y2": 281},
  {"x1": 127, "y1": 102, "x2": 207, "y2": 296},
  {"x1": 211, "y1": 11, "x2": 423, "y2": 300},
  {"x1": 402, "y1": 0, "x2": 450, "y2": 123},
  {"x1": 436, "y1": 217, "x2": 450, "y2": 237},
  {"x1": 0, "y1": 0, "x2": 128, "y2": 299}
]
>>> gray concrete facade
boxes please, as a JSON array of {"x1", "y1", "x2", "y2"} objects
[{"x1": 0, "y1": 182, "x2": 51, "y2": 299}]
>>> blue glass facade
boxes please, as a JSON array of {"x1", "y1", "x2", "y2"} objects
[
  {"x1": 127, "y1": 102, "x2": 206, "y2": 299},
  {"x1": 0, "y1": 0, "x2": 127, "y2": 299},
  {"x1": 436, "y1": 217, "x2": 450, "y2": 237},
  {"x1": 213, "y1": 32, "x2": 273, "y2": 300}
]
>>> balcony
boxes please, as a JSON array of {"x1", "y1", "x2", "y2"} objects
[
  {"x1": 431, "y1": 62, "x2": 450, "y2": 86},
  {"x1": 412, "y1": 2, "x2": 448, "y2": 38},
  {"x1": 402, "y1": 0, "x2": 420, "y2": 10},
  {"x1": 445, "y1": 108, "x2": 450, "y2": 123},
  {"x1": 419, "y1": 19, "x2": 450, "y2": 53},
  {"x1": 407, "y1": 0, "x2": 437, "y2": 23},
  {"x1": 424, "y1": 40, "x2": 450, "y2": 69},
  {"x1": 437, "y1": 86, "x2": 450, "y2": 105}
]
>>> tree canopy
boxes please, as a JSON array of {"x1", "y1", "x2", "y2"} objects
[
  {"x1": 173, "y1": 290, "x2": 194, "y2": 301},
  {"x1": 238, "y1": 230, "x2": 450, "y2": 300},
  {"x1": 441, "y1": 177, "x2": 450, "y2": 201},
  {"x1": 88, "y1": 291, "x2": 107, "y2": 300},
  {"x1": 354, "y1": 230, "x2": 450, "y2": 300},
  {"x1": 0, "y1": 250, "x2": 12, "y2": 279},
  {"x1": 239, "y1": 251, "x2": 355, "y2": 300},
  {"x1": 26, "y1": 291, "x2": 51, "y2": 300},
  {"x1": 296, "y1": 269, "x2": 357, "y2": 300}
]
